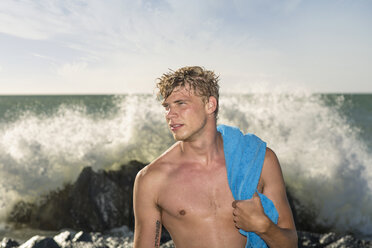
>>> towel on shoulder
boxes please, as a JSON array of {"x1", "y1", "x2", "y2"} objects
[{"x1": 217, "y1": 124, "x2": 279, "y2": 248}]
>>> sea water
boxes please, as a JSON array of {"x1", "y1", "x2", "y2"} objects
[{"x1": 0, "y1": 93, "x2": 371, "y2": 239}]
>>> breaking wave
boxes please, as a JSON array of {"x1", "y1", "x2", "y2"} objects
[{"x1": 0, "y1": 92, "x2": 371, "y2": 236}]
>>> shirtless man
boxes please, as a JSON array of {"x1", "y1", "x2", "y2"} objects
[{"x1": 133, "y1": 66, "x2": 297, "y2": 247}]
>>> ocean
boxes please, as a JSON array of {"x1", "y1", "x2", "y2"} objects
[{"x1": 0, "y1": 93, "x2": 371, "y2": 240}]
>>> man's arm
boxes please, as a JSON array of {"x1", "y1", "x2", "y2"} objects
[
  {"x1": 133, "y1": 167, "x2": 162, "y2": 248},
  {"x1": 232, "y1": 147, "x2": 297, "y2": 247}
]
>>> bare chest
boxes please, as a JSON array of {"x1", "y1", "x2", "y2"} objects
[{"x1": 158, "y1": 165, "x2": 235, "y2": 221}]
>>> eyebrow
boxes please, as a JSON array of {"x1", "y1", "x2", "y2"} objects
[{"x1": 162, "y1": 99, "x2": 188, "y2": 107}]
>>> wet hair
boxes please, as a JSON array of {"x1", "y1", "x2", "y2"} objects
[{"x1": 156, "y1": 66, "x2": 220, "y2": 118}]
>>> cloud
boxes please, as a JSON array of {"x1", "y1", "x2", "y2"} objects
[
  {"x1": 31, "y1": 53, "x2": 59, "y2": 65},
  {"x1": 0, "y1": 0, "x2": 302, "y2": 59},
  {"x1": 57, "y1": 61, "x2": 88, "y2": 77},
  {"x1": 0, "y1": 0, "x2": 242, "y2": 53},
  {"x1": 0, "y1": 0, "x2": 74, "y2": 40},
  {"x1": 0, "y1": 0, "x2": 371, "y2": 93}
]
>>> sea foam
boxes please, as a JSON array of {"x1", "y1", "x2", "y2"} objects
[{"x1": 0, "y1": 93, "x2": 371, "y2": 236}]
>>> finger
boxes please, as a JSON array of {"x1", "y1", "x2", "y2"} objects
[
  {"x1": 232, "y1": 200, "x2": 238, "y2": 208},
  {"x1": 253, "y1": 192, "x2": 262, "y2": 202},
  {"x1": 233, "y1": 216, "x2": 238, "y2": 223},
  {"x1": 232, "y1": 208, "x2": 238, "y2": 216},
  {"x1": 253, "y1": 192, "x2": 263, "y2": 204},
  {"x1": 234, "y1": 222, "x2": 240, "y2": 229}
]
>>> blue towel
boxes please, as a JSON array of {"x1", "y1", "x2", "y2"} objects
[{"x1": 217, "y1": 124, "x2": 279, "y2": 248}]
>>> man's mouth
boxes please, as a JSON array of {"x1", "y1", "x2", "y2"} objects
[{"x1": 170, "y1": 124, "x2": 184, "y2": 131}]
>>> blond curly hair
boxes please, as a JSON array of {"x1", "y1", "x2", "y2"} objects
[{"x1": 156, "y1": 66, "x2": 220, "y2": 118}]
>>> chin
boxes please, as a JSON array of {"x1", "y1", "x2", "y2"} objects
[
  {"x1": 173, "y1": 135, "x2": 186, "y2": 141},
  {"x1": 173, "y1": 132, "x2": 189, "y2": 141}
]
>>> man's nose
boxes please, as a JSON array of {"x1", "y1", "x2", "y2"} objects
[{"x1": 166, "y1": 106, "x2": 177, "y2": 119}]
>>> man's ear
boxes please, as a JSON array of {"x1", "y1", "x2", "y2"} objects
[{"x1": 206, "y1": 96, "x2": 217, "y2": 114}]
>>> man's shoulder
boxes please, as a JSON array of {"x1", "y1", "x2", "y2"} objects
[
  {"x1": 265, "y1": 147, "x2": 277, "y2": 162},
  {"x1": 263, "y1": 147, "x2": 279, "y2": 167},
  {"x1": 261, "y1": 147, "x2": 284, "y2": 187},
  {"x1": 136, "y1": 142, "x2": 181, "y2": 184},
  {"x1": 134, "y1": 158, "x2": 170, "y2": 200}
]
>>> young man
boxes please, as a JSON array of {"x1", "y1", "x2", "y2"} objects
[{"x1": 133, "y1": 66, "x2": 297, "y2": 247}]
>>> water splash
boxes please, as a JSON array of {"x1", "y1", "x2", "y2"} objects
[
  {"x1": 219, "y1": 92, "x2": 372, "y2": 235},
  {"x1": 0, "y1": 95, "x2": 169, "y2": 220},
  {"x1": 0, "y1": 93, "x2": 371, "y2": 236}
]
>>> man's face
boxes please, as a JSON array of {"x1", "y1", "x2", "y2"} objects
[{"x1": 162, "y1": 86, "x2": 209, "y2": 141}]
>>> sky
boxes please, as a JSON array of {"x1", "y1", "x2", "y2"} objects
[{"x1": 0, "y1": 0, "x2": 371, "y2": 94}]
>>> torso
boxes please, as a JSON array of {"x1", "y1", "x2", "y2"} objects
[{"x1": 154, "y1": 143, "x2": 247, "y2": 248}]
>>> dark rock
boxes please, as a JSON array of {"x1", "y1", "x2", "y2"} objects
[
  {"x1": 29, "y1": 184, "x2": 75, "y2": 230},
  {"x1": 6, "y1": 228, "x2": 372, "y2": 248},
  {"x1": 69, "y1": 160, "x2": 145, "y2": 231},
  {"x1": 287, "y1": 188, "x2": 333, "y2": 233},
  {"x1": 160, "y1": 233, "x2": 371, "y2": 248},
  {"x1": 297, "y1": 232, "x2": 372, "y2": 248},
  {"x1": 320, "y1": 232, "x2": 338, "y2": 245},
  {"x1": 160, "y1": 240, "x2": 175, "y2": 248},
  {"x1": 6, "y1": 160, "x2": 372, "y2": 248},
  {"x1": 298, "y1": 231, "x2": 321, "y2": 247},
  {"x1": 0, "y1": 237, "x2": 19, "y2": 248},
  {"x1": 6, "y1": 201, "x2": 35, "y2": 224},
  {"x1": 7, "y1": 184, "x2": 75, "y2": 230},
  {"x1": 53, "y1": 230, "x2": 73, "y2": 247},
  {"x1": 325, "y1": 235, "x2": 358, "y2": 248},
  {"x1": 160, "y1": 226, "x2": 171, "y2": 244},
  {"x1": 69, "y1": 167, "x2": 125, "y2": 231},
  {"x1": 72, "y1": 231, "x2": 92, "y2": 242},
  {"x1": 19, "y1": 235, "x2": 60, "y2": 248},
  {"x1": 6, "y1": 160, "x2": 146, "y2": 232},
  {"x1": 105, "y1": 225, "x2": 133, "y2": 237}
]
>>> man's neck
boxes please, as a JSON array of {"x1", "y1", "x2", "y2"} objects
[{"x1": 179, "y1": 125, "x2": 224, "y2": 167}]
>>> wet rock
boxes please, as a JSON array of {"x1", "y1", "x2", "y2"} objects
[
  {"x1": 298, "y1": 231, "x2": 321, "y2": 247},
  {"x1": 105, "y1": 225, "x2": 133, "y2": 237},
  {"x1": 72, "y1": 231, "x2": 92, "y2": 242},
  {"x1": 19, "y1": 235, "x2": 60, "y2": 248},
  {"x1": 320, "y1": 232, "x2": 338, "y2": 245},
  {"x1": 160, "y1": 226, "x2": 172, "y2": 244},
  {"x1": 55, "y1": 231, "x2": 72, "y2": 241},
  {"x1": 297, "y1": 231, "x2": 372, "y2": 248},
  {"x1": 6, "y1": 201, "x2": 35, "y2": 225},
  {"x1": 0, "y1": 237, "x2": 19, "y2": 248},
  {"x1": 53, "y1": 230, "x2": 73, "y2": 247},
  {"x1": 160, "y1": 240, "x2": 175, "y2": 248},
  {"x1": 69, "y1": 160, "x2": 145, "y2": 231},
  {"x1": 5, "y1": 160, "x2": 372, "y2": 248},
  {"x1": 70, "y1": 166, "x2": 125, "y2": 231},
  {"x1": 325, "y1": 235, "x2": 358, "y2": 248},
  {"x1": 4, "y1": 228, "x2": 372, "y2": 248},
  {"x1": 7, "y1": 161, "x2": 146, "y2": 232}
]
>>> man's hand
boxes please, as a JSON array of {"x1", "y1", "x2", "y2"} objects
[
  {"x1": 231, "y1": 148, "x2": 298, "y2": 248},
  {"x1": 232, "y1": 192, "x2": 270, "y2": 234}
]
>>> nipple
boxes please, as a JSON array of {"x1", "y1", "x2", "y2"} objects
[{"x1": 179, "y1": 210, "x2": 186, "y2": 216}]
